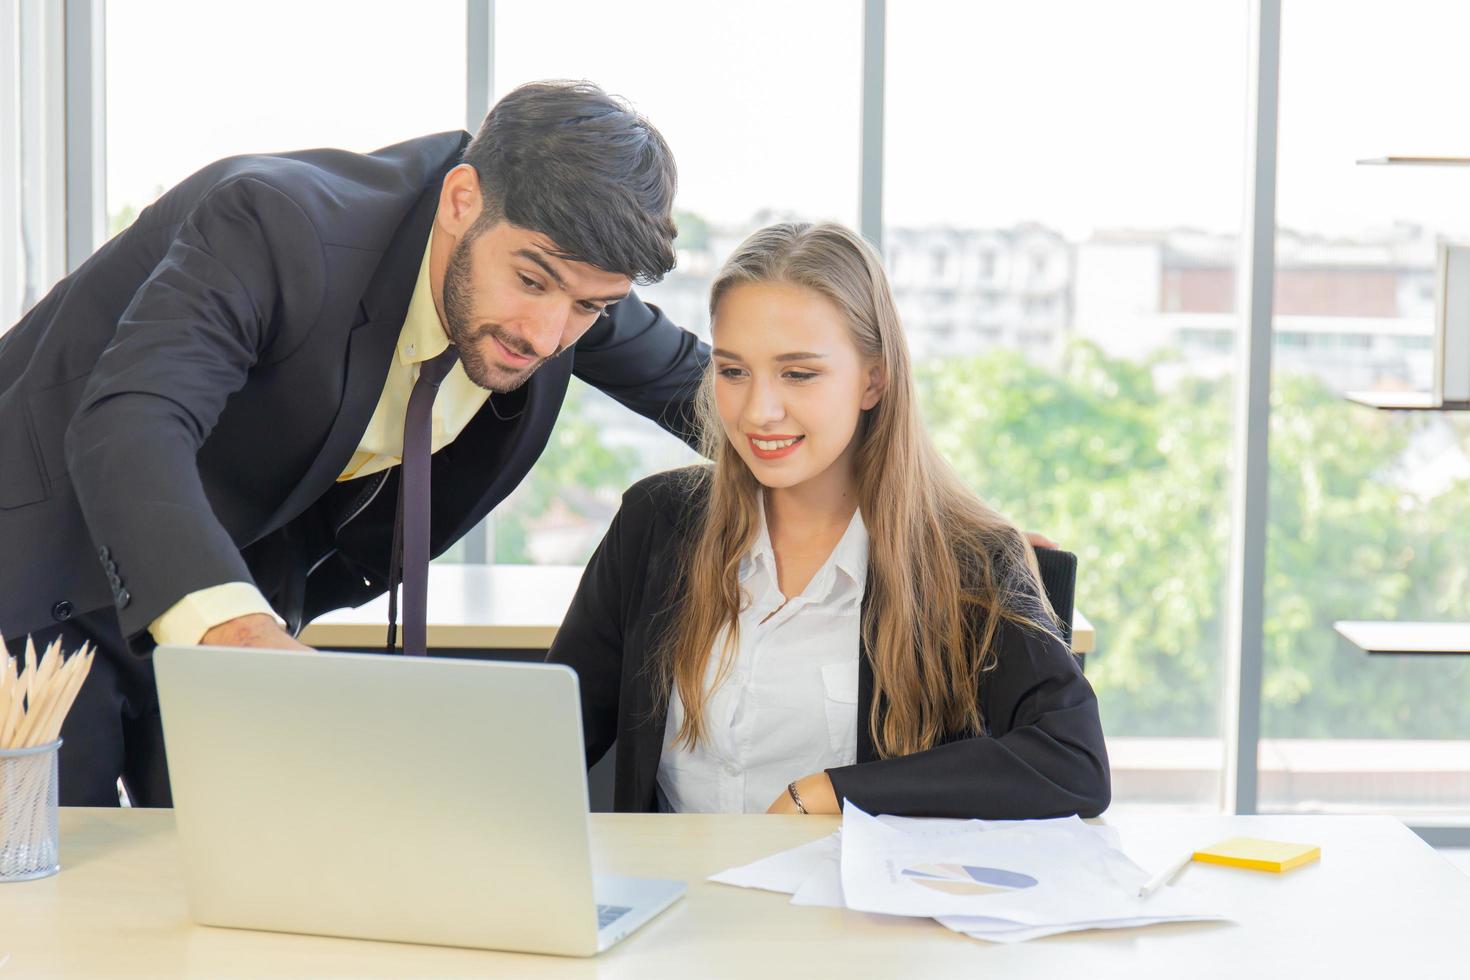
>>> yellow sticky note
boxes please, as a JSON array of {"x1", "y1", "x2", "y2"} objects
[{"x1": 1192, "y1": 837, "x2": 1320, "y2": 873}]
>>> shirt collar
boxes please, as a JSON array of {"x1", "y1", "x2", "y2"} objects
[
  {"x1": 397, "y1": 233, "x2": 451, "y2": 367},
  {"x1": 830, "y1": 507, "x2": 870, "y2": 597},
  {"x1": 739, "y1": 495, "x2": 776, "y2": 585},
  {"x1": 739, "y1": 492, "x2": 869, "y2": 603}
]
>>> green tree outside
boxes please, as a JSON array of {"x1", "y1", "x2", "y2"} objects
[
  {"x1": 917, "y1": 341, "x2": 1470, "y2": 739},
  {"x1": 493, "y1": 379, "x2": 642, "y2": 565},
  {"x1": 501, "y1": 338, "x2": 1470, "y2": 741},
  {"x1": 673, "y1": 209, "x2": 711, "y2": 252}
]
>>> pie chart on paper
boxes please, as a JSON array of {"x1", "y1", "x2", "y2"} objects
[{"x1": 900, "y1": 863, "x2": 1039, "y2": 897}]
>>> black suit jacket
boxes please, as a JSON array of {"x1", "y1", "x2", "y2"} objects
[
  {"x1": 546, "y1": 468, "x2": 1111, "y2": 819},
  {"x1": 0, "y1": 132, "x2": 706, "y2": 653}
]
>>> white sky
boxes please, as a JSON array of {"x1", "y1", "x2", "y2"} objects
[{"x1": 105, "y1": 0, "x2": 1470, "y2": 242}]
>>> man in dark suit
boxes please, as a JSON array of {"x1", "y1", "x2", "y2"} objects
[{"x1": 0, "y1": 80, "x2": 706, "y2": 806}]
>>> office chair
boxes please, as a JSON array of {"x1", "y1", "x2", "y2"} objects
[{"x1": 1032, "y1": 547, "x2": 1081, "y2": 671}]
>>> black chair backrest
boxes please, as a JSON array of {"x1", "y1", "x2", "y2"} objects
[{"x1": 1032, "y1": 547, "x2": 1080, "y2": 669}]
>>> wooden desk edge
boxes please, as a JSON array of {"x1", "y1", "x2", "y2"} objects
[
  {"x1": 303, "y1": 618, "x2": 1096, "y2": 655},
  {"x1": 300, "y1": 622, "x2": 557, "y2": 650}
]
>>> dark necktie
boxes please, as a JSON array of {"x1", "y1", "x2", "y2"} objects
[{"x1": 386, "y1": 346, "x2": 459, "y2": 656}]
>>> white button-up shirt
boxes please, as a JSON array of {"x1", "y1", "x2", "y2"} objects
[{"x1": 657, "y1": 499, "x2": 868, "y2": 813}]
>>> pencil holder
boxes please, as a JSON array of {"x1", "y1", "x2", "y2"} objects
[{"x1": 0, "y1": 740, "x2": 61, "y2": 881}]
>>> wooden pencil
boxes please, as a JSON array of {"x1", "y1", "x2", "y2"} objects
[
  {"x1": 15, "y1": 655, "x2": 66, "y2": 750},
  {"x1": 14, "y1": 643, "x2": 63, "y2": 749},
  {"x1": 0, "y1": 654, "x2": 12, "y2": 741},
  {"x1": 42, "y1": 655, "x2": 87, "y2": 745},
  {"x1": 1, "y1": 666, "x2": 26, "y2": 748},
  {"x1": 0, "y1": 640, "x2": 96, "y2": 751},
  {"x1": 21, "y1": 637, "x2": 36, "y2": 717},
  {"x1": 34, "y1": 649, "x2": 93, "y2": 748}
]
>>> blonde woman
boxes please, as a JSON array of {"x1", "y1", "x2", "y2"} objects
[{"x1": 547, "y1": 222, "x2": 1109, "y2": 818}]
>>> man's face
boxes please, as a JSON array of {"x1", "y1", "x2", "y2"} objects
[{"x1": 441, "y1": 220, "x2": 632, "y2": 392}]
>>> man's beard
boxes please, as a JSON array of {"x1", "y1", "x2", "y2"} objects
[{"x1": 442, "y1": 234, "x2": 544, "y2": 393}]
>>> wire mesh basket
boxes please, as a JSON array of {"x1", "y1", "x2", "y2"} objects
[{"x1": 0, "y1": 740, "x2": 61, "y2": 881}]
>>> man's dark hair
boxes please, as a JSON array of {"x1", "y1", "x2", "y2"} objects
[{"x1": 463, "y1": 80, "x2": 678, "y2": 285}]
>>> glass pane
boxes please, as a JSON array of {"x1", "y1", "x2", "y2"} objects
[
  {"x1": 1, "y1": 2, "x2": 65, "y2": 331},
  {"x1": 492, "y1": 0, "x2": 862, "y2": 564},
  {"x1": 1260, "y1": 0, "x2": 1470, "y2": 820},
  {"x1": 887, "y1": 0, "x2": 1251, "y2": 810},
  {"x1": 105, "y1": 0, "x2": 466, "y2": 232},
  {"x1": 105, "y1": 0, "x2": 469, "y2": 558}
]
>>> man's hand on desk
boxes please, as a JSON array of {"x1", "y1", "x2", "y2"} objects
[{"x1": 200, "y1": 613, "x2": 314, "y2": 651}]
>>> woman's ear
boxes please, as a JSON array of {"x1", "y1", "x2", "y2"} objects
[{"x1": 860, "y1": 360, "x2": 886, "y2": 411}]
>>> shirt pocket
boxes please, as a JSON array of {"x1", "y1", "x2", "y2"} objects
[{"x1": 820, "y1": 659, "x2": 861, "y2": 763}]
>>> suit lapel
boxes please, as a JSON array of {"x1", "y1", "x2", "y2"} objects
[
  {"x1": 261, "y1": 185, "x2": 440, "y2": 533},
  {"x1": 622, "y1": 502, "x2": 688, "y2": 812},
  {"x1": 856, "y1": 582, "x2": 877, "y2": 763},
  {"x1": 629, "y1": 692, "x2": 671, "y2": 812}
]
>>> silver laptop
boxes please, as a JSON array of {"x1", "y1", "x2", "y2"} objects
[{"x1": 153, "y1": 646, "x2": 684, "y2": 956}]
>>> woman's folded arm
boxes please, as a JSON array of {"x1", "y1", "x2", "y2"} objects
[{"x1": 825, "y1": 620, "x2": 1110, "y2": 819}]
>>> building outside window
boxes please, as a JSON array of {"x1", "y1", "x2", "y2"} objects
[{"x1": 8, "y1": 0, "x2": 1466, "y2": 824}]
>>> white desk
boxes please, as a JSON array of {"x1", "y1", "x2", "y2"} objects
[
  {"x1": 3, "y1": 809, "x2": 1466, "y2": 978},
  {"x1": 300, "y1": 563, "x2": 1097, "y2": 655},
  {"x1": 1346, "y1": 390, "x2": 1470, "y2": 412},
  {"x1": 1336, "y1": 620, "x2": 1470, "y2": 655}
]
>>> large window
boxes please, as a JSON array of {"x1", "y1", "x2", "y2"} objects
[
  {"x1": 13, "y1": 0, "x2": 1466, "y2": 834},
  {"x1": 886, "y1": 0, "x2": 1251, "y2": 810},
  {"x1": 489, "y1": 0, "x2": 862, "y2": 564},
  {"x1": 103, "y1": 0, "x2": 478, "y2": 554},
  {"x1": 1258, "y1": 0, "x2": 1470, "y2": 819},
  {"x1": 105, "y1": 0, "x2": 465, "y2": 234},
  {"x1": 0, "y1": 0, "x2": 64, "y2": 331}
]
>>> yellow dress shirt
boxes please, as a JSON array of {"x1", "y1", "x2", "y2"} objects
[{"x1": 149, "y1": 233, "x2": 490, "y2": 645}]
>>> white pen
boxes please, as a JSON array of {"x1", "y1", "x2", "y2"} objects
[{"x1": 1138, "y1": 851, "x2": 1194, "y2": 898}]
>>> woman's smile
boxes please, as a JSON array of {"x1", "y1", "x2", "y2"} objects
[{"x1": 747, "y1": 434, "x2": 805, "y2": 459}]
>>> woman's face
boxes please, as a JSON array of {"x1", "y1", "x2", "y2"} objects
[{"x1": 711, "y1": 281, "x2": 883, "y2": 493}]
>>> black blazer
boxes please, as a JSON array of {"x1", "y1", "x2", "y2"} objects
[
  {"x1": 547, "y1": 468, "x2": 1111, "y2": 819},
  {"x1": 0, "y1": 132, "x2": 706, "y2": 651}
]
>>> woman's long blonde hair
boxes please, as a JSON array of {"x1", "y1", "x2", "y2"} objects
[{"x1": 658, "y1": 222, "x2": 1057, "y2": 759}]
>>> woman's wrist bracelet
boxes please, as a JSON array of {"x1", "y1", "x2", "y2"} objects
[{"x1": 787, "y1": 780, "x2": 808, "y2": 814}]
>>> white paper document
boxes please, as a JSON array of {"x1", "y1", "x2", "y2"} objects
[
  {"x1": 708, "y1": 806, "x2": 1228, "y2": 944},
  {"x1": 708, "y1": 832, "x2": 839, "y2": 894}
]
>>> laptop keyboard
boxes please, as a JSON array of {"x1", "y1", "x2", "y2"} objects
[{"x1": 597, "y1": 904, "x2": 633, "y2": 930}]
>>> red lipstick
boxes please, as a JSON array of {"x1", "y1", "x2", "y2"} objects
[{"x1": 746, "y1": 433, "x2": 804, "y2": 460}]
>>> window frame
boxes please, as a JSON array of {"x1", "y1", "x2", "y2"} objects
[{"x1": 28, "y1": 0, "x2": 1461, "y2": 841}]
